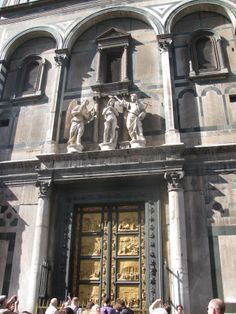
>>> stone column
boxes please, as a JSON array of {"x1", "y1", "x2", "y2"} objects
[
  {"x1": 122, "y1": 45, "x2": 129, "y2": 81},
  {"x1": 158, "y1": 35, "x2": 181, "y2": 145},
  {"x1": 164, "y1": 171, "x2": 190, "y2": 314},
  {"x1": 27, "y1": 181, "x2": 51, "y2": 312},
  {"x1": 96, "y1": 48, "x2": 102, "y2": 84},
  {"x1": 42, "y1": 49, "x2": 70, "y2": 154}
]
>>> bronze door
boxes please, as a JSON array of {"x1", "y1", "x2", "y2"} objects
[{"x1": 70, "y1": 204, "x2": 146, "y2": 312}]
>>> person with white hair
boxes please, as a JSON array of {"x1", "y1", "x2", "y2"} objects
[
  {"x1": 149, "y1": 299, "x2": 167, "y2": 314},
  {"x1": 45, "y1": 298, "x2": 59, "y2": 314},
  {"x1": 90, "y1": 304, "x2": 100, "y2": 314},
  {"x1": 207, "y1": 298, "x2": 225, "y2": 314}
]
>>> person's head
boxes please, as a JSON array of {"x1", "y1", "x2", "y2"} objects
[
  {"x1": 177, "y1": 305, "x2": 183, "y2": 314},
  {"x1": 50, "y1": 298, "x2": 58, "y2": 307},
  {"x1": 108, "y1": 97, "x2": 115, "y2": 106},
  {"x1": 103, "y1": 297, "x2": 110, "y2": 305},
  {"x1": 86, "y1": 301, "x2": 94, "y2": 310},
  {"x1": 0, "y1": 295, "x2": 7, "y2": 308},
  {"x1": 208, "y1": 299, "x2": 225, "y2": 314},
  {"x1": 131, "y1": 94, "x2": 137, "y2": 102},
  {"x1": 152, "y1": 309, "x2": 167, "y2": 314},
  {"x1": 116, "y1": 299, "x2": 125, "y2": 308},
  {"x1": 72, "y1": 297, "x2": 79, "y2": 306},
  {"x1": 91, "y1": 304, "x2": 100, "y2": 314},
  {"x1": 163, "y1": 303, "x2": 171, "y2": 314},
  {"x1": 113, "y1": 303, "x2": 122, "y2": 312}
]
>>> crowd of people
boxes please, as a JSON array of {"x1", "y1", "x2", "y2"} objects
[{"x1": 0, "y1": 294, "x2": 226, "y2": 314}]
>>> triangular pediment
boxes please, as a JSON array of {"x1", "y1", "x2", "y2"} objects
[{"x1": 96, "y1": 27, "x2": 130, "y2": 41}]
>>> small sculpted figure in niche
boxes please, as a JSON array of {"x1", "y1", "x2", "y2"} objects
[
  {"x1": 115, "y1": 93, "x2": 146, "y2": 145},
  {"x1": 102, "y1": 96, "x2": 119, "y2": 144},
  {"x1": 67, "y1": 99, "x2": 96, "y2": 152}
]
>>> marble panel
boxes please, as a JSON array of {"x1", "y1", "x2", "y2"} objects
[
  {"x1": 0, "y1": 240, "x2": 9, "y2": 292},
  {"x1": 219, "y1": 235, "x2": 236, "y2": 302}
]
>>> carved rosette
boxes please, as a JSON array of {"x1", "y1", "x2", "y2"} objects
[
  {"x1": 164, "y1": 171, "x2": 184, "y2": 191},
  {"x1": 158, "y1": 37, "x2": 172, "y2": 54},
  {"x1": 37, "y1": 181, "x2": 52, "y2": 199},
  {"x1": 54, "y1": 49, "x2": 70, "y2": 67}
]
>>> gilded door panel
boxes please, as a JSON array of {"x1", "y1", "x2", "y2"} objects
[{"x1": 71, "y1": 204, "x2": 145, "y2": 311}]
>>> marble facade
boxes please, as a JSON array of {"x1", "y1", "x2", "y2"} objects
[{"x1": 0, "y1": 1, "x2": 236, "y2": 314}]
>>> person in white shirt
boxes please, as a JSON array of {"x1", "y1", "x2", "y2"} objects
[{"x1": 45, "y1": 298, "x2": 59, "y2": 314}]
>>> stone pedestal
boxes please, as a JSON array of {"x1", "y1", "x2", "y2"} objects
[
  {"x1": 164, "y1": 171, "x2": 190, "y2": 314},
  {"x1": 130, "y1": 138, "x2": 146, "y2": 148},
  {"x1": 99, "y1": 142, "x2": 116, "y2": 151},
  {"x1": 67, "y1": 143, "x2": 83, "y2": 153}
]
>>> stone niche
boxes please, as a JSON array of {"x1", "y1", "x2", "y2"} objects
[{"x1": 91, "y1": 27, "x2": 131, "y2": 98}]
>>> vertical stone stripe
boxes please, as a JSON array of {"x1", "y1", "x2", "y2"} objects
[{"x1": 0, "y1": 61, "x2": 7, "y2": 98}]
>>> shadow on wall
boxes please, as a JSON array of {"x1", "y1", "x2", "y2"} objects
[
  {"x1": 0, "y1": 183, "x2": 27, "y2": 297},
  {"x1": 0, "y1": 36, "x2": 56, "y2": 161}
]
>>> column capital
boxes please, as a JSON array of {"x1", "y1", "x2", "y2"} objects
[
  {"x1": 36, "y1": 180, "x2": 52, "y2": 198},
  {"x1": 164, "y1": 171, "x2": 184, "y2": 191},
  {"x1": 54, "y1": 48, "x2": 70, "y2": 66},
  {"x1": 158, "y1": 34, "x2": 173, "y2": 54}
]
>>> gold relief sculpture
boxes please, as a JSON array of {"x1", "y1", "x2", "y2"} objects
[
  {"x1": 118, "y1": 236, "x2": 139, "y2": 255},
  {"x1": 80, "y1": 260, "x2": 100, "y2": 280},
  {"x1": 117, "y1": 285, "x2": 139, "y2": 308},
  {"x1": 117, "y1": 260, "x2": 139, "y2": 281},
  {"x1": 118, "y1": 212, "x2": 138, "y2": 231},
  {"x1": 82, "y1": 213, "x2": 101, "y2": 232},
  {"x1": 81, "y1": 236, "x2": 101, "y2": 256},
  {"x1": 79, "y1": 284, "x2": 99, "y2": 305}
]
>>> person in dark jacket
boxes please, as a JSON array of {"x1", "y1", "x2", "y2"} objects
[
  {"x1": 115, "y1": 300, "x2": 133, "y2": 314},
  {"x1": 100, "y1": 298, "x2": 116, "y2": 314}
]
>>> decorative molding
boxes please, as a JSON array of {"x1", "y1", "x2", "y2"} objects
[
  {"x1": 36, "y1": 180, "x2": 52, "y2": 198},
  {"x1": 145, "y1": 200, "x2": 162, "y2": 305},
  {"x1": 54, "y1": 49, "x2": 70, "y2": 67},
  {"x1": 158, "y1": 36, "x2": 172, "y2": 54}
]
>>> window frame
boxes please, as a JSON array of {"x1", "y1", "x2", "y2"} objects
[
  {"x1": 11, "y1": 55, "x2": 46, "y2": 101},
  {"x1": 189, "y1": 29, "x2": 228, "y2": 80}
]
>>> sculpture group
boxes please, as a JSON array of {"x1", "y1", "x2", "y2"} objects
[{"x1": 67, "y1": 93, "x2": 147, "y2": 153}]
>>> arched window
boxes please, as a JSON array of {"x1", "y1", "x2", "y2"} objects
[
  {"x1": 12, "y1": 55, "x2": 46, "y2": 100},
  {"x1": 189, "y1": 30, "x2": 228, "y2": 79}
]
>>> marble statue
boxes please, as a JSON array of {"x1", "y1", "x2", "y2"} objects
[
  {"x1": 115, "y1": 93, "x2": 147, "y2": 148},
  {"x1": 99, "y1": 96, "x2": 119, "y2": 150},
  {"x1": 67, "y1": 98, "x2": 96, "y2": 153}
]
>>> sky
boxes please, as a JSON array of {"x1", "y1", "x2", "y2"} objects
[{"x1": 0, "y1": 0, "x2": 3, "y2": 6}]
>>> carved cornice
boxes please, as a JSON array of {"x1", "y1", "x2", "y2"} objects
[{"x1": 164, "y1": 171, "x2": 184, "y2": 191}]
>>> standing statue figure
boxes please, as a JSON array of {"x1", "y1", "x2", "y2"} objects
[
  {"x1": 99, "y1": 96, "x2": 119, "y2": 150},
  {"x1": 115, "y1": 93, "x2": 146, "y2": 148},
  {"x1": 67, "y1": 98, "x2": 96, "y2": 153}
]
